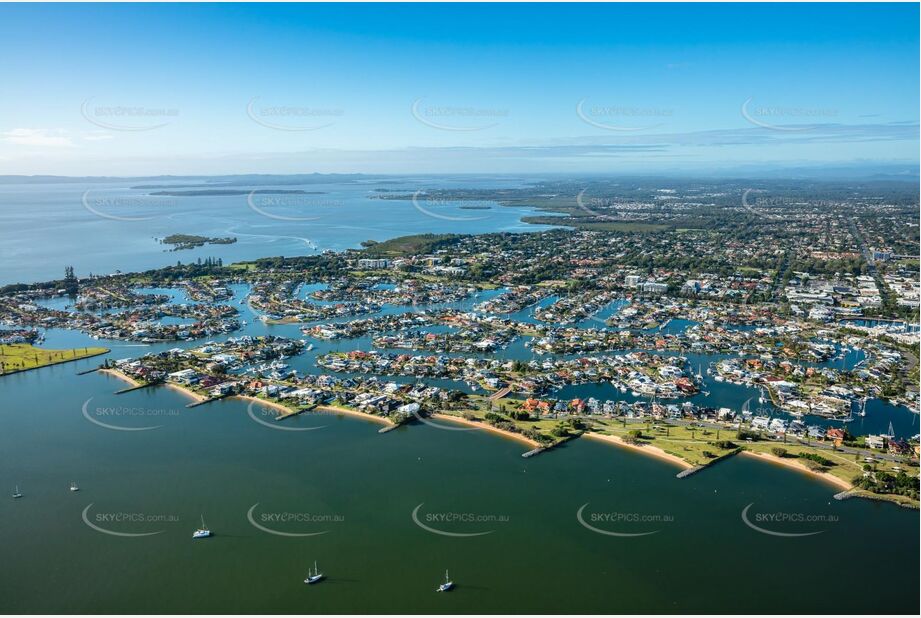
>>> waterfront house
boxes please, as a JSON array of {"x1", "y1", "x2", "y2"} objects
[{"x1": 168, "y1": 368, "x2": 199, "y2": 385}]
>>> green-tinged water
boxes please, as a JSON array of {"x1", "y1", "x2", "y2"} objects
[{"x1": 0, "y1": 359, "x2": 918, "y2": 614}]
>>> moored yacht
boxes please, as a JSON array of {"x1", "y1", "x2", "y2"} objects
[
  {"x1": 436, "y1": 570, "x2": 454, "y2": 592},
  {"x1": 193, "y1": 514, "x2": 212, "y2": 539},
  {"x1": 304, "y1": 561, "x2": 325, "y2": 584}
]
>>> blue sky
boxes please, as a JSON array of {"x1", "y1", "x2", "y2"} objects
[{"x1": 0, "y1": 3, "x2": 917, "y2": 176}]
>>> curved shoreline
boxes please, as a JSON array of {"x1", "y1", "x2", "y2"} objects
[
  {"x1": 740, "y1": 450, "x2": 852, "y2": 491},
  {"x1": 98, "y1": 367, "x2": 141, "y2": 387},
  {"x1": 99, "y1": 368, "x2": 886, "y2": 498},
  {"x1": 164, "y1": 382, "x2": 207, "y2": 402},
  {"x1": 317, "y1": 404, "x2": 394, "y2": 427},
  {"x1": 235, "y1": 394, "x2": 294, "y2": 415},
  {"x1": 583, "y1": 432, "x2": 693, "y2": 470},
  {"x1": 431, "y1": 413, "x2": 539, "y2": 448}
]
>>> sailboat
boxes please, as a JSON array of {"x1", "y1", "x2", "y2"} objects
[
  {"x1": 884, "y1": 421, "x2": 895, "y2": 439},
  {"x1": 436, "y1": 569, "x2": 454, "y2": 592},
  {"x1": 69, "y1": 481, "x2": 80, "y2": 492},
  {"x1": 192, "y1": 514, "x2": 212, "y2": 539},
  {"x1": 12, "y1": 485, "x2": 22, "y2": 499},
  {"x1": 304, "y1": 561, "x2": 325, "y2": 584}
]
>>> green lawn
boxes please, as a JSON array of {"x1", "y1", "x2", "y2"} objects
[{"x1": 0, "y1": 344, "x2": 109, "y2": 374}]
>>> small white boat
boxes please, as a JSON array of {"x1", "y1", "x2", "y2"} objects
[
  {"x1": 192, "y1": 514, "x2": 212, "y2": 539},
  {"x1": 436, "y1": 569, "x2": 454, "y2": 593},
  {"x1": 304, "y1": 561, "x2": 325, "y2": 584},
  {"x1": 70, "y1": 481, "x2": 80, "y2": 492},
  {"x1": 12, "y1": 485, "x2": 22, "y2": 499}
]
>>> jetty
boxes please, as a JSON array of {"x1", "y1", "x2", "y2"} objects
[
  {"x1": 675, "y1": 465, "x2": 705, "y2": 478},
  {"x1": 115, "y1": 382, "x2": 157, "y2": 395},
  {"x1": 186, "y1": 393, "x2": 230, "y2": 408},
  {"x1": 275, "y1": 403, "x2": 318, "y2": 421}
]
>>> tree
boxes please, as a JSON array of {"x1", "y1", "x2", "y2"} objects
[{"x1": 63, "y1": 266, "x2": 78, "y2": 296}]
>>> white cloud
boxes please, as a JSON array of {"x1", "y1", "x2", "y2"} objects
[
  {"x1": 2, "y1": 128, "x2": 74, "y2": 147},
  {"x1": 81, "y1": 131, "x2": 114, "y2": 142}
]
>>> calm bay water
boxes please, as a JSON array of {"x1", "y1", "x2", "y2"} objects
[
  {"x1": 0, "y1": 360, "x2": 918, "y2": 614},
  {"x1": 0, "y1": 181, "x2": 918, "y2": 613},
  {"x1": 0, "y1": 178, "x2": 555, "y2": 286},
  {"x1": 0, "y1": 306, "x2": 919, "y2": 612}
]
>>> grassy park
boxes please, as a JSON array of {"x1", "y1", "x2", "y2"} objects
[{"x1": 0, "y1": 344, "x2": 108, "y2": 375}]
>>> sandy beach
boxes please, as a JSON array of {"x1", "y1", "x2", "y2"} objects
[
  {"x1": 317, "y1": 404, "x2": 394, "y2": 427},
  {"x1": 583, "y1": 431, "x2": 693, "y2": 470},
  {"x1": 101, "y1": 368, "x2": 208, "y2": 403},
  {"x1": 740, "y1": 450, "x2": 853, "y2": 491},
  {"x1": 431, "y1": 413, "x2": 539, "y2": 448},
  {"x1": 164, "y1": 382, "x2": 207, "y2": 403},
  {"x1": 236, "y1": 394, "x2": 296, "y2": 415},
  {"x1": 98, "y1": 368, "x2": 141, "y2": 387}
]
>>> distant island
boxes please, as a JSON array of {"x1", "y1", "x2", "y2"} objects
[
  {"x1": 131, "y1": 183, "x2": 234, "y2": 190},
  {"x1": 160, "y1": 234, "x2": 237, "y2": 251},
  {"x1": 148, "y1": 189, "x2": 325, "y2": 197}
]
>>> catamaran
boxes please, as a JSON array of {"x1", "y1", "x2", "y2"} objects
[
  {"x1": 436, "y1": 570, "x2": 454, "y2": 592},
  {"x1": 12, "y1": 485, "x2": 22, "y2": 499},
  {"x1": 192, "y1": 515, "x2": 212, "y2": 539},
  {"x1": 69, "y1": 481, "x2": 80, "y2": 492},
  {"x1": 304, "y1": 561, "x2": 325, "y2": 584}
]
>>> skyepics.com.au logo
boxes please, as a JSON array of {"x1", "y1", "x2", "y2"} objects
[
  {"x1": 246, "y1": 400, "x2": 328, "y2": 432},
  {"x1": 81, "y1": 98, "x2": 179, "y2": 132},
  {"x1": 246, "y1": 97, "x2": 343, "y2": 132},
  {"x1": 741, "y1": 189, "x2": 838, "y2": 219},
  {"x1": 740, "y1": 97, "x2": 837, "y2": 132},
  {"x1": 576, "y1": 98, "x2": 672, "y2": 132},
  {"x1": 81, "y1": 190, "x2": 177, "y2": 222},
  {"x1": 245, "y1": 192, "x2": 344, "y2": 223},
  {"x1": 81, "y1": 397, "x2": 181, "y2": 432},
  {"x1": 575, "y1": 188, "x2": 638, "y2": 222},
  {"x1": 576, "y1": 503, "x2": 673, "y2": 537},
  {"x1": 246, "y1": 503, "x2": 343, "y2": 537},
  {"x1": 741, "y1": 503, "x2": 837, "y2": 538},
  {"x1": 411, "y1": 98, "x2": 508, "y2": 132},
  {"x1": 411, "y1": 503, "x2": 509, "y2": 537},
  {"x1": 81, "y1": 503, "x2": 179, "y2": 537},
  {"x1": 410, "y1": 190, "x2": 492, "y2": 223},
  {"x1": 407, "y1": 405, "x2": 481, "y2": 433}
]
